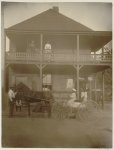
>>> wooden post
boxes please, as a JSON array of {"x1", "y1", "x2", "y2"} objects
[
  {"x1": 76, "y1": 34, "x2": 80, "y2": 100},
  {"x1": 102, "y1": 47, "x2": 104, "y2": 60},
  {"x1": 39, "y1": 64, "x2": 43, "y2": 91},
  {"x1": 1, "y1": 4, "x2": 6, "y2": 94},
  {"x1": 102, "y1": 71, "x2": 105, "y2": 109},
  {"x1": 88, "y1": 77, "x2": 92, "y2": 100},
  {"x1": 90, "y1": 80, "x2": 92, "y2": 100},
  {"x1": 94, "y1": 51, "x2": 96, "y2": 61},
  {"x1": 40, "y1": 33, "x2": 43, "y2": 62},
  {"x1": 102, "y1": 47, "x2": 104, "y2": 55},
  {"x1": 94, "y1": 74, "x2": 97, "y2": 102},
  {"x1": 77, "y1": 34, "x2": 79, "y2": 62},
  {"x1": 9, "y1": 66, "x2": 12, "y2": 87},
  {"x1": 4, "y1": 31, "x2": 6, "y2": 92},
  {"x1": 35, "y1": 64, "x2": 43, "y2": 91},
  {"x1": 39, "y1": 33, "x2": 43, "y2": 91},
  {"x1": 28, "y1": 102, "x2": 31, "y2": 116},
  {"x1": 77, "y1": 65, "x2": 79, "y2": 100}
]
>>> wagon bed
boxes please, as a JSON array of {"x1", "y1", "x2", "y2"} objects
[{"x1": 15, "y1": 90, "x2": 54, "y2": 117}]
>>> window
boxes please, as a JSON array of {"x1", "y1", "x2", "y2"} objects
[{"x1": 43, "y1": 74, "x2": 52, "y2": 90}]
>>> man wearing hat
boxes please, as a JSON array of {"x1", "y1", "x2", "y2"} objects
[
  {"x1": 8, "y1": 86, "x2": 16, "y2": 117},
  {"x1": 67, "y1": 89, "x2": 77, "y2": 107}
]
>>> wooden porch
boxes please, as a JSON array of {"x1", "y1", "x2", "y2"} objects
[{"x1": 6, "y1": 52, "x2": 112, "y2": 65}]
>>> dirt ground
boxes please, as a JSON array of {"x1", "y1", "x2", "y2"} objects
[{"x1": 2, "y1": 102, "x2": 112, "y2": 148}]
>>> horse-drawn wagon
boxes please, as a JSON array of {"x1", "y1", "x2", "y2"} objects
[
  {"x1": 52, "y1": 97, "x2": 101, "y2": 121},
  {"x1": 14, "y1": 83, "x2": 54, "y2": 117},
  {"x1": 14, "y1": 83, "x2": 101, "y2": 120}
]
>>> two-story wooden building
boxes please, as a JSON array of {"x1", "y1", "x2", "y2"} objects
[{"x1": 5, "y1": 7, "x2": 112, "y2": 103}]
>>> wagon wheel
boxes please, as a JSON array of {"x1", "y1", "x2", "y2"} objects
[
  {"x1": 52, "y1": 101, "x2": 70, "y2": 119},
  {"x1": 77, "y1": 100, "x2": 101, "y2": 121},
  {"x1": 51, "y1": 101, "x2": 60, "y2": 119},
  {"x1": 51, "y1": 101, "x2": 63, "y2": 119},
  {"x1": 59, "y1": 104, "x2": 71, "y2": 119}
]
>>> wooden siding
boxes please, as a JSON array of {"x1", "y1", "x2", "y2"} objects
[
  {"x1": 52, "y1": 74, "x2": 75, "y2": 91},
  {"x1": 9, "y1": 74, "x2": 41, "y2": 91}
]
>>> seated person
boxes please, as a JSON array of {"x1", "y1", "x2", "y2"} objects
[
  {"x1": 16, "y1": 99, "x2": 22, "y2": 112},
  {"x1": 67, "y1": 89, "x2": 81, "y2": 108},
  {"x1": 81, "y1": 91, "x2": 88, "y2": 102}
]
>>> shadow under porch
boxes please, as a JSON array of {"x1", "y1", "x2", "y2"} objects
[{"x1": 4, "y1": 63, "x2": 111, "y2": 110}]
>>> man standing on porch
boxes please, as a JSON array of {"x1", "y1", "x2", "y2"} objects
[
  {"x1": 27, "y1": 40, "x2": 38, "y2": 53},
  {"x1": 8, "y1": 87, "x2": 16, "y2": 117}
]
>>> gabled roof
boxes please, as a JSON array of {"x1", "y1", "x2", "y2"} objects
[{"x1": 6, "y1": 8, "x2": 93, "y2": 32}]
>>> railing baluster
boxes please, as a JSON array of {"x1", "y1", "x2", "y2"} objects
[{"x1": 5, "y1": 51, "x2": 112, "y2": 64}]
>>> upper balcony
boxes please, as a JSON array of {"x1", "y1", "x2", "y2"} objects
[{"x1": 5, "y1": 51, "x2": 112, "y2": 65}]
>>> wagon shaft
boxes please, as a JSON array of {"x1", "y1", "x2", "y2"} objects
[{"x1": 14, "y1": 90, "x2": 54, "y2": 117}]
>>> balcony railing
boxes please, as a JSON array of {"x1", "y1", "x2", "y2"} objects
[{"x1": 5, "y1": 52, "x2": 112, "y2": 64}]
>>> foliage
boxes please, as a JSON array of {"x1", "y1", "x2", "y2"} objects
[
  {"x1": 97, "y1": 67, "x2": 112, "y2": 101},
  {"x1": 104, "y1": 67, "x2": 112, "y2": 101}
]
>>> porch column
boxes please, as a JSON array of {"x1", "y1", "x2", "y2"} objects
[
  {"x1": 3, "y1": 30, "x2": 6, "y2": 92},
  {"x1": 2, "y1": 4, "x2": 6, "y2": 92},
  {"x1": 102, "y1": 47, "x2": 104, "y2": 55},
  {"x1": 94, "y1": 74, "x2": 97, "y2": 101},
  {"x1": 88, "y1": 77, "x2": 92, "y2": 100},
  {"x1": 39, "y1": 64, "x2": 43, "y2": 91},
  {"x1": 39, "y1": 33, "x2": 43, "y2": 91},
  {"x1": 76, "y1": 65, "x2": 79, "y2": 100},
  {"x1": 102, "y1": 47, "x2": 104, "y2": 60},
  {"x1": 89, "y1": 79, "x2": 92, "y2": 100},
  {"x1": 10, "y1": 37, "x2": 16, "y2": 52},
  {"x1": 9, "y1": 66, "x2": 13, "y2": 87},
  {"x1": 40, "y1": 33, "x2": 43, "y2": 62},
  {"x1": 76, "y1": 34, "x2": 79, "y2": 62},
  {"x1": 94, "y1": 51, "x2": 96, "y2": 61},
  {"x1": 102, "y1": 71, "x2": 105, "y2": 109},
  {"x1": 76, "y1": 34, "x2": 80, "y2": 99}
]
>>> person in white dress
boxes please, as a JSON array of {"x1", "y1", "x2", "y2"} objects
[
  {"x1": 44, "y1": 42, "x2": 52, "y2": 52},
  {"x1": 44, "y1": 41, "x2": 52, "y2": 61},
  {"x1": 8, "y1": 87, "x2": 17, "y2": 117},
  {"x1": 67, "y1": 89, "x2": 81, "y2": 108},
  {"x1": 16, "y1": 99, "x2": 22, "y2": 112},
  {"x1": 81, "y1": 90, "x2": 88, "y2": 102}
]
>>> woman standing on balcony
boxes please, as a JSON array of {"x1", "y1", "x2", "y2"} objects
[{"x1": 44, "y1": 41, "x2": 53, "y2": 62}]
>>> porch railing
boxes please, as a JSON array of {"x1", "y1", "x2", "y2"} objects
[
  {"x1": 79, "y1": 54, "x2": 112, "y2": 62},
  {"x1": 6, "y1": 52, "x2": 41, "y2": 61},
  {"x1": 6, "y1": 52, "x2": 112, "y2": 64}
]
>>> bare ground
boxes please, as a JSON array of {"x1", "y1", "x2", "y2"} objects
[{"x1": 2, "y1": 102, "x2": 112, "y2": 148}]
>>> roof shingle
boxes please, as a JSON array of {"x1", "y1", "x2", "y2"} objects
[{"x1": 6, "y1": 8, "x2": 93, "y2": 32}]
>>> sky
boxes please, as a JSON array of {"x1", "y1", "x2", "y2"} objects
[{"x1": 3, "y1": 2, "x2": 112, "y2": 31}]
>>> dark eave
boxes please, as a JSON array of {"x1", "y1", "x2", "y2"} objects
[
  {"x1": 5, "y1": 7, "x2": 112, "y2": 52},
  {"x1": 5, "y1": 29, "x2": 112, "y2": 35},
  {"x1": 5, "y1": 30, "x2": 112, "y2": 52}
]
